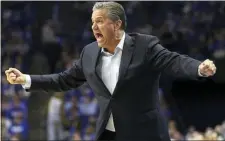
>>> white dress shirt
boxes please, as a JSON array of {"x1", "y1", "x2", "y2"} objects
[{"x1": 99, "y1": 32, "x2": 125, "y2": 131}]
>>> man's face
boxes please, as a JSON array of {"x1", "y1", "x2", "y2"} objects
[{"x1": 91, "y1": 9, "x2": 117, "y2": 47}]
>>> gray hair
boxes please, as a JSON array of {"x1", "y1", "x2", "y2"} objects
[{"x1": 92, "y1": 2, "x2": 127, "y2": 30}]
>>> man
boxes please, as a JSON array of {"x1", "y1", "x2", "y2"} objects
[{"x1": 5, "y1": 2, "x2": 216, "y2": 141}]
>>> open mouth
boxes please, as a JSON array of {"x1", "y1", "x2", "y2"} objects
[{"x1": 95, "y1": 33, "x2": 103, "y2": 40}]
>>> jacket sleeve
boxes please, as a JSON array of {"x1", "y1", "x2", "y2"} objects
[
  {"x1": 27, "y1": 48, "x2": 86, "y2": 92},
  {"x1": 146, "y1": 36, "x2": 202, "y2": 80}
]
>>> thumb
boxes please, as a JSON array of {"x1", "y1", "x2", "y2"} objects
[
  {"x1": 16, "y1": 76, "x2": 25, "y2": 83},
  {"x1": 200, "y1": 62, "x2": 208, "y2": 69}
]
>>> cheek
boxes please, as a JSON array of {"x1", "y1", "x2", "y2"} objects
[{"x1": 104, "y1": 27, "x2": 114, "y2": 38}]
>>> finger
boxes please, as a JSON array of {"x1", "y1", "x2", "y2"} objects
[
  {"x1": 207, "y1": 59, "x2": 213, "y2": 63},
  {"x1": 17, "y1": 77, "x2": 24, "y2": 83},
  {"x1": 208, "y1": 63, "x2": 216, "y2": 72},
  {"x1": 204, "y1": 60, "x2": 214, "y2": 68},
  {"x1": 5, "y1": 69, "x2": 13, "y2": 75},
  {"x1": 9, "y1": 77, "x2": 17, "y2": 82},
  {"x1": 203, "y1": 67, "x2": 210, "y2": 73},
  {"x1": 210, "y1": 65, "x2": 216, "y2": 72},
  {"x1": 9, "y1": 72, "x2": 16, "y2": 77},
  {"x1": 9, "y1": 73, "x2": 17, "y2": 79},
  {"x1": 212, "y1": 67, "x2": 216, "y2": 74},
  {"x1": 9, "y1": 68, "x2": 19, "y2": 72},
  {"x1": 201, "y1": 66, "x2": 213, "y2": 76},
  {"x1": 205, "y1": 60, "x2": 211, "y2": 66},
  {"x1": 208, "y1": 71, "x2": 214, "y2": 76},
  {"x1": 202, "y1": 64, "x2": 209, "y2": 70},
  {"x1": 11, "y1": 77, "x2": 17, "y2": 81},
  {"x1": 9, "y1": 68, "x2": 20, "y2": 76},
  {"x1": 6, "y1": 76, "x2": 15, "y2": 84},
  {"x1": 204, "y1": 70, "x2": 212, "y2": 76},
  {"x1": 204, "y1": 64, "x2": 212, "y2": 71},
  {"x1": 6, "y1": 72, "x2": 11, "y2": 80},
  {"x1": 206, "y1": 66, "x2": 215, "y2": 73},
  {"x1": 207, "y1": 67, "x2": 216, "y2": 75}
]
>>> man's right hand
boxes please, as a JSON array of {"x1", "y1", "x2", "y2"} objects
[{"x1": 5, "y1": 68, "x2": 26, "y2": 85}]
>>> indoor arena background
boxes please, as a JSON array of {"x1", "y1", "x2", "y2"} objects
[{"x1": 1, "y1": 1, "x2": 225, "y2": 140}]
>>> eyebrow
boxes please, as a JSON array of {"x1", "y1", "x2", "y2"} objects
[{"x1": 91, "y1": 16, "x2": 104, "y2": 21}]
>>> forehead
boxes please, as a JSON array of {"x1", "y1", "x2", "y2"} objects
[{"x1": 91, "y1": 9, "x2": 108, "y2": 20}]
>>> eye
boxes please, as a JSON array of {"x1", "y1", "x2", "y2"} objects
[{"x1": 97, "y1": 20, "x2": 103, "y2": 24}]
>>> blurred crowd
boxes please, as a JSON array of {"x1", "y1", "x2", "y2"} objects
[
  {"x1": 169, "y1": 120, "x2": 225, "y2": 140},
  {"x1": 1, "y1": 1, "x2": 225, "y2": 141}
]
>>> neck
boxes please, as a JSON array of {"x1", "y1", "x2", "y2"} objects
[{"x1": 105, "y1": 31, "x2": 124, "y2": 54}]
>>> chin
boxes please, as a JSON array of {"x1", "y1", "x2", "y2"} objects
[{"x1": 97, "y1": 42, "x2": 104, "y2": 48}]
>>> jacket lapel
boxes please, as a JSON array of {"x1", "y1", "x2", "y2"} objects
[{"x1": 113, "y1": 34, "x2": 135, "y2": 95}]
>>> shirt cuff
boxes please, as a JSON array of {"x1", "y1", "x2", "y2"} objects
[{"x1": 21, "y1": 74, "x2": 31, "y2": 89}]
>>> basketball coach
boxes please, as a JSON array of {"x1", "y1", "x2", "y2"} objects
[{"x1": 6, "y1": 2, "x2": 216, "y2": 141}]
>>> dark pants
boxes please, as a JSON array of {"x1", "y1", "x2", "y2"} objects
[{"x1": 98, "y1": 130, "x2": 116, "y2": 141}]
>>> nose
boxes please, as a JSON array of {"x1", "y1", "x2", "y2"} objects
[{"x1": 92, "y1": 23, "x2": 98, "y2": 31}]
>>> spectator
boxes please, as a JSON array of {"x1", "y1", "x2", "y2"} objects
[
  {"x1": 47, "y1": 92, "x2": 64, "y2": 141},
  {"x1": 82, "y1": 125, "x2": 96, "y2": 140},
  {"x1": 7, "y1": 94, "x2": 28, "y2": 121},
  {"x1": 8, "y1": 113, "x2": 28, "y2": 140},
  {"x1": 79, "y1": 95, "x2": 98, "y2": 116},
  {"x1": 41, "y1": 19, "x2": 62, "y2": 72}
]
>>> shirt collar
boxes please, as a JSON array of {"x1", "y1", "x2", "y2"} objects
[{"x1": 101, "y1": 32, "x2": 126, "y2": 55}]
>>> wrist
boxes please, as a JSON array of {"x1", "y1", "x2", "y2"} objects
[{"x1": 22, "y1": 74, "x2": 27, "y2": 84}]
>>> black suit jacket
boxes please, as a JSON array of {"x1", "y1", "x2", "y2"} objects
[{"x1": 28, "y1": 33, "x2": 201, "y2": 141}]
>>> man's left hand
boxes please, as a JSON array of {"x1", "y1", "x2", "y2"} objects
[{"x1": 198, "y1": 59, "x2": 216, "y2": 77}]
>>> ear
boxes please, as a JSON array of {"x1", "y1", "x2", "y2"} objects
[{"x1": 115, "y1": 20, "x2": 122, "y2": 30}]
